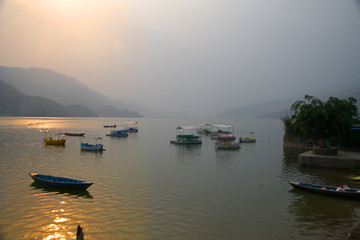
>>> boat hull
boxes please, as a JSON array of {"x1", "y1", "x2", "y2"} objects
[
  {"x1": 44, "y1": 138, "x2": 66, "y2": 145},
  {"x1": 106, "y1": 133, "x2": 128, "y2": 137},
  {"x1": 29, "y1": 173, "x2": 93, "y2": 190},
  {"x1": 81, "y1": 143, "x2": 104, "y2": 151},
  {"x1": 170, "y1": 140, "x2": 202, "y2": 144},
  {"x1": 127, "y1": 128, "x2": 138, "y2": 133},
  {"x1": 216, "y1": 142, "x2": 240, "y2": 149},
  {"x1": 64, "y1": 132, "x2": 85, "y2": 136},
  {"x1": 240, "y1": 137, "x2": 256, "y2": 142},
  {"x1": 289, "y1": 181, "x2": 360, "y2": 200}
]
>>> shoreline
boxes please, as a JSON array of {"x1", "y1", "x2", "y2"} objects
[{"x1": 299, "y1": 150, "x2": 360, "y2": 169}]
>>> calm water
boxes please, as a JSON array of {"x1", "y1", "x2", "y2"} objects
[{"x1": 1, "y1": 117, "x2": 360, "y2": 240}]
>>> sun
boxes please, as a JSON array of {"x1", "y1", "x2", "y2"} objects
[{"x1": 34, "y1": 0, "x2": 101, "y2": 16}]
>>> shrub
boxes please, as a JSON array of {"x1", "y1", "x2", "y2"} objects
[{"x1": 282, "y1": 95, "x2": 359, "y2": 143}]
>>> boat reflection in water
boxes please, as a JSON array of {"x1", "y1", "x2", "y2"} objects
[
  {"x1": 30, "y1": 182, "x2": 93, "y2": 199},
  {"x1": 28, "y1": 183, "x2": 91, "y2": 239}
]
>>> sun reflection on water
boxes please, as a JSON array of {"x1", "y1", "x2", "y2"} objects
[
  {"x1": 41, "y1": 203, "x2": 74, "y2": 240},
  {"x1": 3, "y1": 117, "x2": 71, "y2": 131}
]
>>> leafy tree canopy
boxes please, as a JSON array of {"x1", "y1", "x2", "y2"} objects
[{"x1": 282, "y1": 95, "x2": 359, "y2": 141}]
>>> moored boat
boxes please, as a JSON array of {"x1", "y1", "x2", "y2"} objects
[
  {"x1": 103, "y1": 124, "x2": 116, "y2": 128},
  {"x1": 29, "y1": 173, "x2": 93, "y2": 190},
  {"x1": 63, "y1": 132, "x2": 85, "y2": 137},
  {"x1": 210, "y1": 124, "x2": 234, "y2": 140},
  {"x1": 239, "y1": 130, "x2": 256, "y2": 142},
  {"x1": 170, "y1": 126, "x2": 202, "y2": 144},
  {"x1": 289, "y1": 181, "x2": 360, "y2": 200},
  {"x1": 215, "y1": 133, "x2": 240, "y2": 149},
  {"x1": 125, "y1": 121, "x2": 139, "y2": 133},
  {"x1": 106, "y1": 129, "x2": 129, "y2": 137},
  {"x1": 44, "y1": 137, "x2": 66, "y2": 145},
  {"x1": 81, "y1": 137, "x2": 104, "y2": 151},
  {"x1": 197, "y1": 123, "x2": 213, "y2": 135}
]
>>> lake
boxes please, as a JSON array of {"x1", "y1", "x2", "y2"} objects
[{"x1": 0, "y1": 117, "x2": 360, "y2": 240}]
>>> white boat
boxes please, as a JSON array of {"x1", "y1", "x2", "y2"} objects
[
  {"x1": 239, "y1": 131, "x2": 256, "y2": 142},
  {"x1": 80, "y1": 137, "x2": 104, "y2": 151},
  {"x1": 170, "y1": 126, "x2": 202, "y2": 144},
  {"x1": 215, "y1": 133, "x2": 240, "y2": 149},
  {"x1": 125, "y1": 121, "x2": 139, "y2": 133}
]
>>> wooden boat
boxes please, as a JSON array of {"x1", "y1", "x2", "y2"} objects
[
  {"x1": 106, "y1": 129, "x2": 128, "y2": 137},
  {"x1": 29, "y1": 173, "x2": 93, "y2": 190},
  {"x1": 81, "y1": 137, "x2": 104, "y2": 151},
  {"x1": 63, "y1": 132, "x2": 85, "y2": 137},
  {"x1": 170, "y1": 126, "x2": 202, "y2": 144},
  {"x1": 103, "y1": 124, "x2": 116, "y2": 128},
  {"x1": 289, "y1": 181, "x2": 360, "y2": 200},
  {"x1": 44, "y1": 137, "x2": 66, "y2": 145}
]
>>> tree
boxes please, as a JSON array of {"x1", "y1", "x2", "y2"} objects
[{"x1": 282, "y1": 95, "x2": 359, "y2": 144}]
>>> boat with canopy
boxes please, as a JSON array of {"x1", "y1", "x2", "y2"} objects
[{"x1": 170, "y1": 126, "x2": 202, "y2": 144}]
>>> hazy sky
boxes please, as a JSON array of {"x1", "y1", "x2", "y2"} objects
[{"x1": 0, "y1": 0, "x2": 360, "y2": 117}]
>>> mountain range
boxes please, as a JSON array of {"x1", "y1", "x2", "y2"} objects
[
  {"x1": 0, "y1": 66, "x2": 359, "y2": 118},
  {"x1": 0, "y1": 66, "x2": 142, "y2": 117},
  {"x1": 217, "y1": 79, "x2": 360, "y2": 119}
]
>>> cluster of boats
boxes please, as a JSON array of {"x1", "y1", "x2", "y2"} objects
[
  {"x1": 170, "y1": 123, "x2": 256, "y2": 150},
  {"x1": 35, "y1": 122, "x2": 141, "y2": 190},
  {"x1": 43, "y1": 122, "x2": 139, "y2": 151}
]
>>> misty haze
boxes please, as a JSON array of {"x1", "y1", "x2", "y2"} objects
[
  {"x1": 0, "y1": 0, "x2": 359, "y2": 117},
  {"x1": 1, "y1": 1, "x2": 360, "y2": 240}
]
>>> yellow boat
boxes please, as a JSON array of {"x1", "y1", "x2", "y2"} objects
[
  {"x1": 352, "y1": 176, "x2": 360, "y2": 181},
  {"x1": 44, "y1": 137, "x2": 66, "y2": 145}
]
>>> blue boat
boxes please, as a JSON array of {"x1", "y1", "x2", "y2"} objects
[
  {"x1": 106, "y1": 129, "x2": 128, "y2": 137},
  {"x1": 125, "y1": 121, "x2": 139, "y2": 133},
  {"x1": 29, "y1": 173, "x2": 93, "y2": 190},
  {"x1": 80, "y1": 137, "x2": 104, "y2": 151},
  {"x1": 289, "y1": 181, "x2": 360, "y2": 200}
]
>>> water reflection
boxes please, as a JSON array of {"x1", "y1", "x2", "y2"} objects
[
  {"x1": 288, "y1": 189, "x2": 359, "y2": 239},
  {"x1": 3, "y1": 117, "x2": 71, "y2": 130},
  {"x1": 41, "y1": 204, "x2": 75, "y2": 240},
  {"x1": 30, "y1": 182, "x2": 93, "y2": 199},
  {"x1": 282, "y1": 146, "x2": 358, "y2": 185},
  {"x1": 215, "y1": 150, "x2": 239, "y2": 170},
  {"x1": 282, "y1": 146, "x2": 360, "y2": 238},
  {"x1": 174, "y1": 144, "x2": 201, "y2": 160},
  {"x1": 80, "y1": 149, "x2": 104, "y2": 160}
]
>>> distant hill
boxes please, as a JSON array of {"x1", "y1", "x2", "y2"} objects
[
  {"x1": 218, "y1": 80, "x2": 360, "y2": 119},
  {"x1": 0, "y1": 79, "x2": 97, "y2": 117},
  {"x1": 0, "y1": 66, "x2": 142, "y2": 117}
]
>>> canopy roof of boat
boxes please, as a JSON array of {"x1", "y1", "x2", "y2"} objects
[
  {"x1": 198, "y1": 123, "x2": 212, "y2": 126},
  {"x1": 212, "y1": 124, "x2": 233, "y2": 128},
  {"x1": 177, "y1": 126, "x2": 199, "y2": 130}
]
